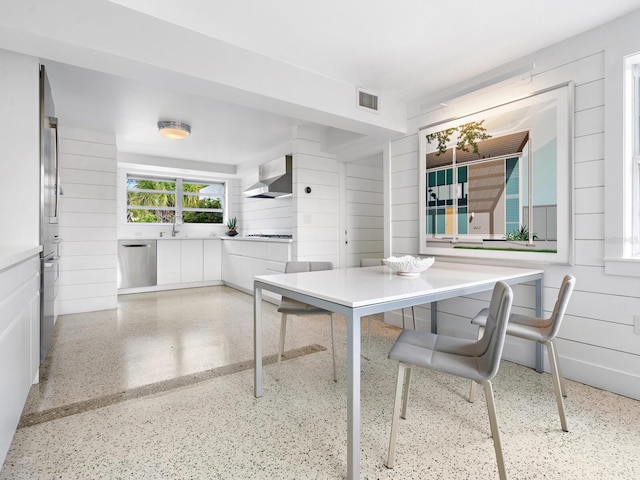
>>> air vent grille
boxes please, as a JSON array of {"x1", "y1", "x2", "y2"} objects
[{"x1": 357, "y1": 88, "x2": 379, "y2": 112}]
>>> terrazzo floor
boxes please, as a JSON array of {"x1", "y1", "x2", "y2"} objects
[{"x1": 1, "y1": 285, "x2": 639, "y2": 479}]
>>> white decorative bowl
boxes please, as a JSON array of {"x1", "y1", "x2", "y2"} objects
[{"x1": 383, "y1": 255, "x2": 435, "y2": 277}]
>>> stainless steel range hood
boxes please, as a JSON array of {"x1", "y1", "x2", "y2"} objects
[{"x1": 244, "y1": 155, "x2": 292, "y2": 198}]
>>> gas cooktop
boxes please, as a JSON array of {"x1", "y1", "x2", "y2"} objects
[{"x1": 245, "y1": 234, "x2": 293, "y2": 239}]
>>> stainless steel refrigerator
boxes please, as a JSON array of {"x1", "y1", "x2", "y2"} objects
[{"x1": 39, "y1": 65, "x2": 60, "y2": 364}]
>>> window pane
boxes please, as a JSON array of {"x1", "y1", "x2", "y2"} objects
[
  {"x1": 127, "y1": 209, "x2": 175, "y2": 223},
  {"x1": 182, "y1": 211, "x2": 224, "y2": 224},
  {"x1": 637, "y1": 74, "x2": 640, "y2": 156},
  {"x1": 182, "y1": 195, "x2": 223, "y2": 210},
  {"x1": 184, "y1": 181, "x2": 224, "y2": 195},
  {"x1": 128, "y1": 192, "x2": 176, "y2": 207},
  {"x1": 127, "y1": 177, "x2": 176, "y2": 191}
]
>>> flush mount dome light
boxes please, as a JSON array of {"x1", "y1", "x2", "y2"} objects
[{"x1": 157, "y1": 121, "x2": 191, "y2": 140}]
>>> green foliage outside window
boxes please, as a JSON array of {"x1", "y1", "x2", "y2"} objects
[{"x1": 127, "y1": 177, "x2": 224, "y2": 224}]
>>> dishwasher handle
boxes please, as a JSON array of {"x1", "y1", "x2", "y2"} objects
[{"x1": 121, "y1": 243, "x2": 151, "y2": 248}]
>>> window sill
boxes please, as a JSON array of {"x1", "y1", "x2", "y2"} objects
[{"x1": 604, "y1": 257, "x2": 640, "y2": 277}]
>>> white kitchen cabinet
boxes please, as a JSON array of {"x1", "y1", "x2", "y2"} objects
[
  {"x1": 0, "y1": 252, "x2": 40, "y2": 465},
  {"x1": 221, "y1": 238, "x2": 291, "y2": 302},
  {"x1": 153, "y1": 239, "x2": 221, "y2": 288},
  {"x1": 180, "y1": 239, "x2": 203, "y2": 283},
  {"x1": 157, "y1": 239, "x2": 181, "y2": 285},
  {"x1": 203, "y1": 239, "x2": 221, "y2": 281}
]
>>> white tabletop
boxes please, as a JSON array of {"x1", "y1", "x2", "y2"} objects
[{"x1": 254, "y1": 261, "x2": 544, "y2": 309}]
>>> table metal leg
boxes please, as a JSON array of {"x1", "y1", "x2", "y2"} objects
[
  {"x1": 254, "y1": 285, "x2": 263, "y2": 398},
  {"x1": 535, "y1": 278, "x2": 544, "y2": 373},
  {"x1": 347, "y1": 311, "x2": 361, "y2": 480},
  {"x1": 430, "y1": 301, "x2": 438, "y2": 334}
]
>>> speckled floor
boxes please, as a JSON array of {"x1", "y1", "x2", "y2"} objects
[{"x1": 1, "y1": 285, "x2": 639, "y2": 479}]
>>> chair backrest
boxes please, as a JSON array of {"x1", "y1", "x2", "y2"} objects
[
  {"x1": 285, "y1": 261, "x2": 333, "y2": 274},
  {"x1": 545, "y1": 274, "x2": 576, "y2": 338},
  {"x1": 360, "y1": 258, "x2": 384, "y2": 267},
  {"x1": 476, "y1": 281, "x2": 513, "y2": 381}
]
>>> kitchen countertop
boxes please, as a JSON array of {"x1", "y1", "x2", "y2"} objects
[
  {"x1": 0, "y1": 245, "x2": 42, "y2": 271},
  {"x1": 117, "y1": 236, "x2": 292, "y2": 243},
  {"x1": 221, "y1": 236, "x2": 293, "y2": 243}
]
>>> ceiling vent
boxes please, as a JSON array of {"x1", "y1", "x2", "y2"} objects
[{"x1": 357, "y1": 87, "x2": 379, "y2": 113}]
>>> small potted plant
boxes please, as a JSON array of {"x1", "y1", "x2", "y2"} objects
[{"x1": 226, "y1": 217, "x2": 238, "y2": 236}]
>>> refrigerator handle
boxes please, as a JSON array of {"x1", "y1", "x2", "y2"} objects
[
  {"x1": 49, "y1": 116, "x2": 60, "y2": 224},
  {"x1": 44, "y1": 255, "x2": 60, "y2": 267}
]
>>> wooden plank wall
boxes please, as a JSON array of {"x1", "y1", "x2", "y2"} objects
[
  {"x1": 345, "y1": 161, "x2": 384, "y2": 267},
  {"x1": 58, "y1": 127, "x2": 117, "y2": 314}
]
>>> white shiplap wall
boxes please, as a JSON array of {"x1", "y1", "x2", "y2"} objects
[
  {"x1": 345, "y1": 161, "x2": 384, "y2": 267},
  {"x1": 389, "y1": 16, "x2": 640, "y2": 400},
  {"x1": 0, "y1": 50, "x2": 39, "y2": 246},
  {"x1": 292, "y1": 138, "x2": 339, "y2": 265},
  {"x1": 58, "y1": 127, "x2": 117, "y2": 314},
  {"x1": 237, "y1": 182, "x2": 293, "y2": 236}
]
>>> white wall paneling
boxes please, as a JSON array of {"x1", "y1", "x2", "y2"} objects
[
  {"x1": 0, "y1": 50, "x2": 39, "y2": 246},
  {"x1": 58, "y1": 127, "x2": 117, "y2": 314},
  {"x1": 345, "y1": 160, "x2": 384, "y2": 266},
  {"x1": 574, "y1": 160, "x2": 604, "y2": 188},
  {"x1": 575, "y1": 133, "x2": 604, "y2": 163},
  {"x1": 292, "y1": 134, "x2": 340, "y2": 265}
]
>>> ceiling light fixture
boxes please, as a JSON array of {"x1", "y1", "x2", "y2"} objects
[{"x1": 157, "y1": 121, "x2": 191, "y2": 140}]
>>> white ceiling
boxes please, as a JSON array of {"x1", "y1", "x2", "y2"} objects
[
  {"x1": 43, "y1": 60, "x2": 303, "y2": 166},
  {"x1": 107, "y1": 0, "x2": 640, "y2": 101},
  {"x1": 3, "y1": 0, "x2": 640, "y2": 168}
]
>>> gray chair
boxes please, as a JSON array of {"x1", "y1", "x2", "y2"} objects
[
  {"x1": 360, "y1": 258, "x2": 416, "y2": 360},
  {"x1": 386, "y1": 281, "x2": 513, "y2": 480},
  {"x1": 276, "y1": 261, "x2": 337, "y2": 382},
  {"x1": 469, "y1": 274, "x2": 576, "y2": 432}
]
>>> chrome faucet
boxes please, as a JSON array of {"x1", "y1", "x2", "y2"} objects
[{"x1": 171, "y1": 217, "x2": 180, "y2": 237}]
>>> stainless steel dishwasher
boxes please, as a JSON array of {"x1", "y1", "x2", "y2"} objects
[{"x1": 117, "y1": 240, "x2": 157, "y2": 289}]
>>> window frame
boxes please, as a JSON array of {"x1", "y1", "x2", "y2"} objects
[
  {"x1": 632, "y1": 65, "x2": 640, "y2": 257},
  {"x1": 603, "y1": 42, "x2": 640, "y2": 276},
  {"x1": 126, "y1": 173, "x2": 226, "y2": 225}
]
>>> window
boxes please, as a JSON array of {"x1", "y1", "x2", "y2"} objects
[
  {"x1": 632, "y1": 63, "x2": 640, "y2": 256},
  {"x1": 603, "y1": 41, "x2": 640, "y2": 276},
  {"x1": 126, "y1": 175, "x2": 224, "y2": 224}
]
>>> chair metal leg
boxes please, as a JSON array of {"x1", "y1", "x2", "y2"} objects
[
  {"x1": 545, "y1": 340, "x2": 568, "y2": 431},
  {"x1": 469, "y1": 381, "x2": 478, "y2": 403},
  {"x1": 401, "y1": 308, "x2": 406, "y2": 329},
  {"x1": 411, "y1": 306, "x2": 416, "y2": 329},
  {"x1": 483, "y1": 381, "x2": 507, "y2": 480},
  {"x1": 551, "y1": 339, "x2": 567, "y2": 397},
  {"x1": 468, "y1": 326, "x2": 484, "y2": 402},
  {"x1": 386, "y1": 363, "x2": 407, "y2": 469},
  {"x1": 330, "y1": 314, "x2": 337, "y2": 382},
  {"x1": 276, "y1": 313, "x2": 287, "y2": 381},
  {"x1": 401, "y1": 367, "x2": 412, "y2": 419}
]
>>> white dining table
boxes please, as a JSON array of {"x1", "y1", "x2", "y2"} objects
[{"x1": 253, "y1": 260, "x2": 544, "y2": 479}]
